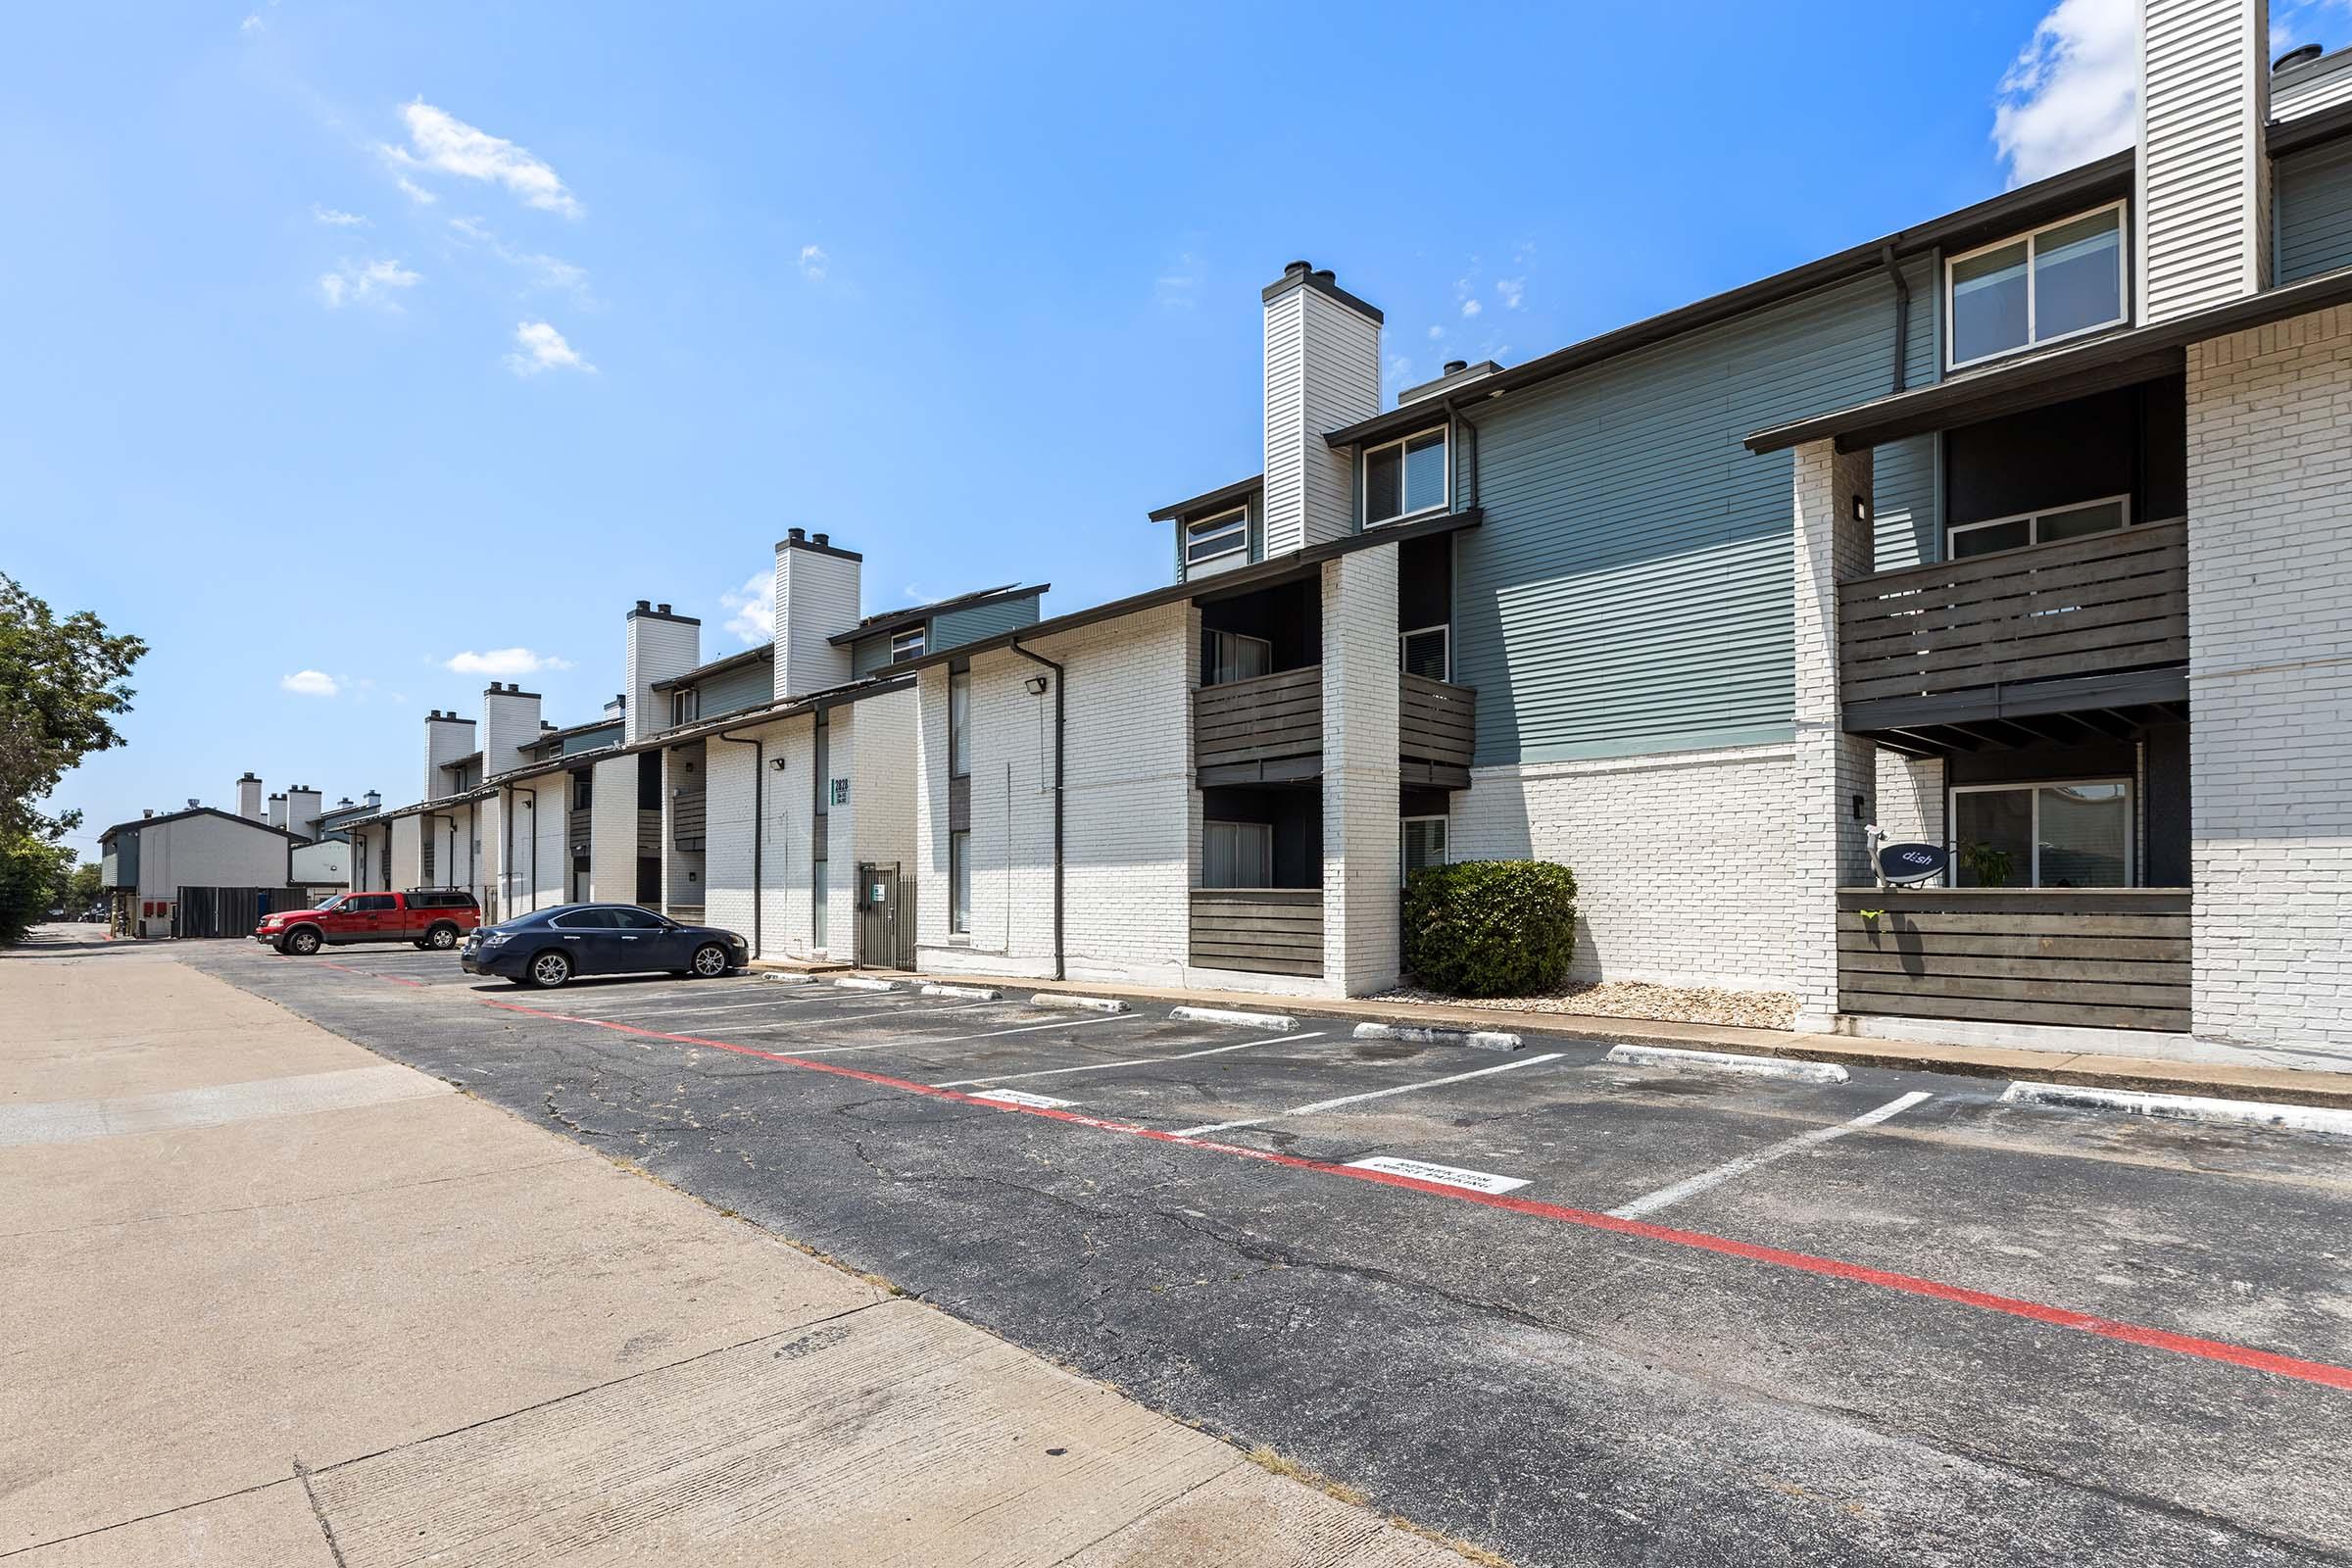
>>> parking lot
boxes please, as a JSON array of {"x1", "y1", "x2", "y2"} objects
[{"x1": 184, "y1": 940, "x2": 2352, "y2": 1567}]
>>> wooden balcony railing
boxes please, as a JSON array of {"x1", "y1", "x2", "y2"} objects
[
  {"x1": 1837, "y1": 887, "x2": 2189, "y2": 1033},
  {"x1": 1399, "y1": 673, "x2": 1476, "y2": 784},
  {"x1": 1839, "y1": 520, "x2": 2187, "y2": 707},
  {"x1": 567, "y1": 807, "x2": 592, "y2": 852},
  {"x1": 1190, "y1": 887, "x2": 1323, "y2": 978},
  {"x1": 671, "y1": 791, "x2": 707, "y2": 850},
  {"x1": 1194, "y1": 665, "x2": 1322, "y2": 781}
]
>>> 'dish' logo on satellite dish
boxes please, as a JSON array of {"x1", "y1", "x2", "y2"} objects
[{"x1": 1877, "y1": 842, "x2": 1949, "y2": 885}]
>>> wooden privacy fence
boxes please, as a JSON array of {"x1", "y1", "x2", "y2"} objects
[
  {"x1": 1399, "y1": 674, "x2": 1476, "y2": 771},
  {"x1": 1837, "y1": 887, "x2": 2190, "y2": 1032},
  {"x1": 1190, "y1": 888, "x2": 1323, "y2": 977},
  {"x1": 1839, "y1": 520, "x2": 2187, "y2": 704}
]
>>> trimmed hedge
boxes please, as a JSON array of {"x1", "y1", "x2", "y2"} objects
[{"x1": 1402, "y1": 858, "x2": 1578, "y2": 998}]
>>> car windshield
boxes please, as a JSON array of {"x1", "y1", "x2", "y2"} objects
[{"x1": 313, "y1": 895, "x2": 347, "y2": 912}]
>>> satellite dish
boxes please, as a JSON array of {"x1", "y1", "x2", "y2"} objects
[{"x1": 1877, "y1": 842, "x2": 1948, "y2": 886}]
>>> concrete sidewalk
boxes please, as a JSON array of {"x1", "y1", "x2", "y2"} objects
[
  {"x1": 782, "y1": 962, "x2": 2352, "y2": 1110},
  {"x1": 0, "y1": 931, "x2": 1467, "y2": 1566}
]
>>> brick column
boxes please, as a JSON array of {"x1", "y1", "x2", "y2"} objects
[
  {"x1": 1790, "y1": 439, "x2": 1876, "y2": 1033},
  {"x1": 1322, "y1": 544, "x2": 1402, "y2": 995}
]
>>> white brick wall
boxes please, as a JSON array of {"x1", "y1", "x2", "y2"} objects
[
  {"x1": 1789, "y1": 439, "x2": 1877, "y2": 1030},
  {"x1": 851, "y1": 689, "x2": 917, "y2": 873},
  {"x1": 2185, "y1": 303, "x2": 2352, "y2": 1058},
  {"x1": 1875, "y1": 753, "x2": 1946, "y2": 848},
  {"x1": 914, "y1": 606, "x2": 1194, "y2": 986},
  {"x1": 1450, "y1": 743, "x2": 1800, "y2": 990},
  {"x1": 1322, "y1": 547, "x2": 1402, "y2": 994},
  {"x1": 589, "y1": 754, "x2": 638, "y2": 904}
]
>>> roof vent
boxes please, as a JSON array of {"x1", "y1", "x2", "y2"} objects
[
  {"x1": 2276, "y1": 42, "x2": 2324, "y2": 71},
  {"x1": 634, "y1": 598, "x2": 652, "y2": 612},
  {"x1": 811, "y1": 532, "x2": 830, "y2": 547},
  {"x1": 655, "y1": 604, "x2": 671, "y2": 615},
  {"x1": 1444, "y1": 359, "x2": 1468, "y2": 374},
  {"x1": 187, "y1": 798, "x2": 200, "y2": 808},
  {"x1": 143, "y1": 808, "x2": 155, "y2": 818},
  {"x1": 788, "y1": 526, "x2": 807, "y2": 543},
  {"x1": 1284, "y1": 260, "x2": 1312, "y2": 279},
  {"x1": 1311, "y1": 269, "x2": 1337, "y2": 288}
]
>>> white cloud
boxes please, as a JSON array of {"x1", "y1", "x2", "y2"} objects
[
  {"x1": 449, "y1": 217, "x2": 592, "y2": 301},
  {"x1": 504, "y1": 320, "x2": 593, "y2": 376},
  {"x1": 1386, "y1": 354, "x2": 1414, "y2": 384},
  {"x1": 442, "y1": 648, "x2": 573, "y2": 676},
  {"x1": 718, "y1": 571, "x2": 774, "y2": 645},
  {"x1": 318, "y1": 258, "x2": 420, "y2": 309},
  {"x1": 1426, "y1": 323, "x2": 1445, "y2": 341},
  {"x1": 1992, "y1": 0, "x2": 2138, "y2": 187},
  {"x1": 281, "y1": 669, "x2": 338, "y2": 697},
  {"x1": 394, "y1": 174, "x2": 438, "y2": 207},
  {"x1": 1153, "y1": 250, "x2": 1200, "y2": 309},
  {"x1": 1496, "y1": 277, "x2": 1526, "y2": 310},
  {"x1": 384, "y1": 101, "x2": 581, "y2": 219},
  {"x1": 241, "y1": 13, "x2": 264, "y2": 33},
  {"x1": 313, "y1": 205, "x2": 369, "y2": 227},
  {"x1": 798, "y1": 243, "x2": 829, "y2": 282},
  {"x1": 1460, "y1": 297, "x2": 1483, "y2": 318}
]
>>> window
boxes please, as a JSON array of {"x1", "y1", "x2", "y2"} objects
[
  {"x1": 1947, "y1": 204, "x2": 2127, "y2": 369},
  {"x1": 611, "y1": 907, "x2": 669, "y2": 930},
  {"x1": 1202, "y1": 821, "x2": 1274, "y2": 889},
  {"x1": 552, "y1": 909, "x2": 616, "y2": 929},
  {"x1": 950, "y1": 829, "x2": 972, "y2": 932},
  {"x1": 891, "y1": 627, "x2": 926, "y2": 663},
  {"x1": 1363, "y1": 428, "x2": 1447, "y2": 526},
  {"x1": 1399, "y1": 625, "x2": 1449, "y2": 681},
  {"x1": 1204, "y1": 630, "x2": 1273, "y2": 686},
  {"x1": 1401, "y1": 817, "x2": 1447, "y2": 884},
  {"x1": 1950, "y1": 780, "x2": 2132, "y2": 888},
  {"x1": 572, "y1": 774, "x2": 592, "y2": 810},
  {"x1": 672, "y1": 688, "x2": 701, "y2": 726},
  {"x1": 949, "y1": 668, "x2": 971, "y2": 778},
  {"x1": 348, "y1": 894, "x2": 398, "y2": 912},
  {"x1": 1185, "y1": 508, "x2": 1248, "y2": 567},
  {"x1": 1947, "y1": 494, "x2": 2131, "y2": 559}
]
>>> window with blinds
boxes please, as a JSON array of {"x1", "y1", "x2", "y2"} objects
[
  {"x1": 1401, "y1": 816, "x2": 1447, "y2": 884},
  {"x1": 1202, "y1": 821, "x2": 1274, "y2": 889}
]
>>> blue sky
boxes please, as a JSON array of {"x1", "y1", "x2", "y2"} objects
[{"x1": 14, "y1": 0, "x2": 2335, "y2": 853}]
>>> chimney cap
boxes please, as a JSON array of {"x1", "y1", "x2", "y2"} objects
[
  {"x1": 635, "y1": 599, "x2": 652, "y2": 612},
  {"x1": 1285, "y1": 260, "x2": 1311, "y2": 277},
  {"x1": 811, "y1": 531, "x2": 830, "y2": 547},
  {"x1": 788, "y1": 526, "x2": 807, "y2": 543},
  {"x1": 1261, "y1": 258, "x2": 1383, "y2": 321},
  {"x1": 236, "y1": 771, "x2": 260, "y2": 782},
  {"x1": 655, "y1": 604, "x2": 671, "y2": 614},
  {"x1": 2276, "y1": 42, "x2": 2325, "y2": 72},
  {"x1": 1444, "y1": 359, "x2": 1468, "y2": 374}
]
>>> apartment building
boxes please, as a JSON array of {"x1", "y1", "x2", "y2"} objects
[
  {"x1": 894, "y1": 0, "x2": 2352, "y2": 1064},
  {"x1": 99, "y1": 768, "x2": 363, "y2": 936},
  {"x1": 340, "y1": 531, "x2": 1037, "y2": 965}
]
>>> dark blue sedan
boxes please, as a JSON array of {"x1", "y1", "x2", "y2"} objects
[{"x1": 460, "y1": 904, "x2": 750, "y2": 989}]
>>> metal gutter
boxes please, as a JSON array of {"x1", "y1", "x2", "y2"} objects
[{"x1": 1147, "y1": 473, "x2": 1264, "y2": 523}]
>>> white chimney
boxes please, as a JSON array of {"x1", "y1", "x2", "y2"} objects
[
  {"x1": 285, "y1": 785, "x2": 323, "y2": 842},
  {"x1": 479, "y1": 683, "x2": 543, "y2": 777},
  {"x1": 236, "y1": 772, "x2": 263, "y2": 820},
  {"x1": 2137, "y1": 0, "x2": 2272, "y2": 322},
  {"x1": 364, "y1": 790, "x2": 381, "y2": 809},
  {"x1": 424, "y1": 710, "x2": 476, "y2": 799},
  {"x1": 772, "y1": 530, "x2": 861, "y2": 699},
  {"x1": 1262, "y1": 261, "x2": 1382, "y2": 556},
  {"x1": 267, "y1": 792, "x2": 288, "y2": 830},
  {"x1": 624, "y1": 601, "x2": 701, "y2": 745}
]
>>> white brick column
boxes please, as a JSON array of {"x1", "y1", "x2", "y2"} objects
[
  {"x1": 1790, "y1": 439, "x2": 1876, "y2": 1033},
  {"x1": 2185, "y1": 305, "x2": 2352, "y2": 1059},
  {"x1": 588, "y1": 755, "x2": 637, "y2": 904},
  {"x1": 1322, "y1": 544, "x2": 1402, "y2": 995}
]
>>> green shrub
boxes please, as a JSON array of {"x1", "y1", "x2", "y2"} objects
[
  {"x1": 1402, "y1": 858, "x2": 1578, "y2": 997},
  {"x1": 0, "y1": 833, "x2": 70, "y2": 945}
]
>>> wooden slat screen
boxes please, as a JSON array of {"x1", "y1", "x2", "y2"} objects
[
  {"x1": 1398, "y1": 673, "x2": 1475, "y2": 769},
  {"x1": 1838, "y1": 520, "x2": 2187, "y2": 704},
  {"x1": 1195, "y1": 665, "x2": 1322, "y2": 772},
  {"x1": 1190, "y1": 887, "x2": 1323, "y2": 977},
  {"x1": 1837, "y1": 888, "x2": 2190, "y2": 1032}
]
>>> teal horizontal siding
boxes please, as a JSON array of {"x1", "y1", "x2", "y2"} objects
[
  {"x1": 558, "y1": 723, "x2": 622, "y2": 756},
  {"x1": 1454, "y1": 258, "x2": 1937, "y2": 766},
  {"x1": 933, "y1": 591, "x2": 1042, "y2": 651},
  {"x1": 850, "y1": 634, "x2": 892, "y2": 677},
  {"x1": 697, "y1": 660, "x2": 775, "y2": 718},
  {"x1": 2278, "y1": 139, "x2": 2352, "y2": 283}
]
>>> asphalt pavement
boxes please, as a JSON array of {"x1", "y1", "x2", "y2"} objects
[{"x1": 179, "y1": 937, "x2": 2352, "y2": 1567}]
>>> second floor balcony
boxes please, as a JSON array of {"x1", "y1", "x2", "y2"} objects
[{"x1": 1193, "y1": 665, "x2": 1477, "y2": 787}]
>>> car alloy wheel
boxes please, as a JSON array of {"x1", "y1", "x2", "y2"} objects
[
  {"x1": 691, "y1": 943, "x2": 728, "y2": 978},
  {"x1": 529, "y1": 951, "x2": 571, "y2": 989},
  {"x1": 427, "y1": 924, "x2": 458, "y2": 950},
  {"x1": 288, "y1": 929, "x2": 320, "y2": 956}
]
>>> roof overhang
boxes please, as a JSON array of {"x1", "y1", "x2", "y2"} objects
[
  {"x1": 1745, "y1": 264, "x2": 2352, "y2": 454},
  {"x1": 827, "y1": 583, "x2": 1040, "y2": 647},
  {"x1": 884, "y1": 509, "x2": 1483, "y2": 679},
  {"x1": 652, "y1": 645, "x2": 772, "y2": 692},
  {"x1": 1148, "y1": 473, "x2": 1263, "y2": 523}
]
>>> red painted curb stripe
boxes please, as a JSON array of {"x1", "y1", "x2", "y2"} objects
[
  {"x1": 318, "y1": 960, "x2": 425, "y2": 987},
  {"x1": 467, "y1": 994, "x2": 2352, "y2": 1394}
]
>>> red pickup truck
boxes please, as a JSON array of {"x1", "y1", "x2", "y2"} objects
[{"x1": 257, "y1": 889, "x2": 481, "y2": 955}]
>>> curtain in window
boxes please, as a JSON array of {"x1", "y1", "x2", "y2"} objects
[{"x1": 1203, "y1": 821, "x2": 1273, "y2": 888}]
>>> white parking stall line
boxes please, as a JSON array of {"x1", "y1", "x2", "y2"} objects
[
  {"x1": 1172, "y1": 1054, "x2": 1564, "y2": 1139},
  {"x1": 1607, "y1": 1091, "x2": 1935, "y2": 1220},
  {"x1": 931, "y1": 1032, "x2": 1318, "y2": 1089},
  {"x1": 780, "y1": 1011, "x2": 1147, "y2": 1058},
  {"x1": 721, "y1": 1001, "x2": 999, "y2": 1030},
  {"x1": 565, "y1": 997, "x2": 844, "y2": 1022}
]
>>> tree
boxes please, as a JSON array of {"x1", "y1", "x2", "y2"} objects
[
  {"x1": 0, "y1": 572, "x2": 146, "y2": 842},
  {"x1": 66, "y1": 860, "x2": 104, "y2": 909},
  {"x1": 0, "y1": 574, "x2": 144, "y2": 942}
]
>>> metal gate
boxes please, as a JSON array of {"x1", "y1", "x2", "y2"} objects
[
  {"x1": 856, "y1": 860, "x2": 915, "y2": 970},
  {"x1": 172, "y1": 886, "x2": 302, "y2": 939}
]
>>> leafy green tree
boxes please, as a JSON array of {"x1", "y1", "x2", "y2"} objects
[
  {"x1": 66, "y1": 860, "x2": 104, "y2": 909},
  {"x1": 0, "y1": 573, "x2": 145, "y2": 941}
]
